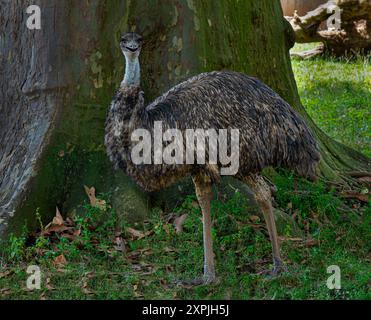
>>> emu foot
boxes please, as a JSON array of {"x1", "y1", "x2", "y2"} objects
[
  {"x1": 176, "y1": 273, "x2": 216, "y2": 287},
  {"x1": 270, "y1": 263, "x2": 288, "y2": 278},
  {"x1": 258, "y1": 257, "x2": 287, "y2": 279}
]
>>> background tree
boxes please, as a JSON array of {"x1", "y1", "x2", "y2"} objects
[
  {"x1": 0, "y1": 0, "x2": 369, "y2": 237},
  {"x1": 283, "y1": 0, "x2": 371, "y2": 56}
]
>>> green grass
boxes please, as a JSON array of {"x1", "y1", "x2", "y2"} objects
[
  {"x1": 1, "y1": 173, "x2": 369, "y2": 300},
  {"x1": 291, "y1": 43, "x2": 371, "y2": 157}
]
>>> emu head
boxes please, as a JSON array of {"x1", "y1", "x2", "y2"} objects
[{"x1": 120, "y1": 32, "x2": 143, "y2": 61}]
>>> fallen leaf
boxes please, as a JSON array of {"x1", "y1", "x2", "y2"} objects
[
  {"x1": 53, "y1": 254, "x2": 67, "y2": 267},
  {"x1": 61, "y1": 229, "x2": 81, "y2": 241},
  {"x1": 44, "y1": 207, "x2": 64, "y2": 232},
  {"x1": 165, "y1": 265, "x2": 174, "y2": 272},
  {"x1": 56, "y1": 268, "x2": 68, "y2": 273},
  {"x1": 127, "y1": 248, "x2": 153, "y2": 260},
  {"x1": 159, "y1": 279, "x2": 170, "y2": 291},
  {"x1": 164, "y1": 247, "x2": 177, "y2": 253},
  {"x1": 82, "y1": 281, "x2": 94, "y2": 295},
  {"x1": 126, "y1": 227, "x2": 153, "y2": 240},
  {"x1": 358, "y1": 177, "x2": 371, "y2": 186},
  {"x1": 173, "y1": 214, "x2": 188, "y2": 233},
  {"x1": 41, "y1": 207, "x2": 74, "y2": 237},
  {"x1": 341, "y1": 191, "x2": 369, "y2": 203},
  {"x1": 52, "y1": 207, "x2": 64, "y2": 225},
  {"x1": 305, "y1": 239, "x2": 319, "y2": 248},
  {"x1": 46, "y1": 278, "x2": 55, "y2": 291},
  {"x1": 249, "y1": 215, "x2": 260, "y2": 223},
  {"x1": 131, "y1": 263, "x2": 156, "y2": 276},
  {"x1": 0, "y1": 270, "x2": 12, "y2": 279},
  {"x1": 41, "y1": 225, "x2": 71, "y2": 237},
  {"x1": 84, "y1": 186, "x2": 107, "y2": 210},
  {"x1": 0, "y1": 288, "x2": 11, "y2": 296}
]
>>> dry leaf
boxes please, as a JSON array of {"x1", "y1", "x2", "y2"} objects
[
  {"x1": 173, "y1": 214, "x2": 188, "y2": 233},
  {"x1": 84, "y1": 186, "x2": 107, "y2": 210},
  {"x1": 82, "y1": 281, "x2": 94, "y2": 295},
  {"x1": 0, "y1": 270, "x2": 12, "y2": 279},
  {"x1": 52, "y1": 207, "x2": 64, "y2": 226},
  {"x1": 358, "y1": 177, "x2": 371, "y2": 186},
  {"x1": 53, "y1": 254, "x2": 67, "y2": 267},
  {"x1": 249, "y1": 215, "x2": 260, "y2": 223},
  {"x1": 305, "y1": 239, "x2": 319, "y2": 248},
  {"x1": 46, "y1": 278, "x2": 55, "y2": 291},
  {"x1": 126, "y1": 227, "x2": 145, "y2": 239},
  {"x1": 0, "y1": 288, "x2": 11, "y2": 296},
  {"x1": 126, "y1": 227, "x2": 153, "y2": 240},
  {"x1": 341, "y1": 190, "x2": 369, "y2": 203},
  {"x1": 44, "y1": 207, "x2": 64, "y2": 232}
]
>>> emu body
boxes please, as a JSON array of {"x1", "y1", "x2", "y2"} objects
[{"x1": 105, "y1": 33, "x2": 321, "y2": 284}]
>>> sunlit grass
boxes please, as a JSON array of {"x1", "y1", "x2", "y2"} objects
[{"x1": 291, "y1": 45, "x2": 371, "y2": 156}]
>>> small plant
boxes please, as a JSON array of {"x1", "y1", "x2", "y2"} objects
[{"x1": 6, "y1": 233, "x2": 26, "y2": 262}]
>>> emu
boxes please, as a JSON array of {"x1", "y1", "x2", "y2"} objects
[{"x1": 105, "y1": 33, "x2": 321, "y2": 285}]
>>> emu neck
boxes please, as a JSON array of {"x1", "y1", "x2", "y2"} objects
[{"x1": 122, "y1": 56, "x2": 140, "y2": 87}]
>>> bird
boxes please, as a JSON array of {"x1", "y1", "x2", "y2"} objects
[{"x1": 105, "y1": 32, "x2": 321, "y2": 285}]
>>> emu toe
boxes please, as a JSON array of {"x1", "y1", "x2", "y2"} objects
[
  {"x1": 176, "y1": 273, "x2": 217, "y2": 287},
  {"x1": 259, "y1": 257, "x2": 288, "y2": 279}
]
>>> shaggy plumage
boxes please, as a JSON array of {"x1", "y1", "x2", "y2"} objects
[{"x1": 105, "y1": 71, "x2": 320, "y2": 191}]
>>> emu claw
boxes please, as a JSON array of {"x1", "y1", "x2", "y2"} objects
[
  {"x1": 258, "y1": 258, "x2": 288, "y2": 279},
  {"x1": 268, "y1": 258, "x2": 288, "y2": 279},
  {"x1": 269, "y1": 264, "x2": 288, "y2": 278}
]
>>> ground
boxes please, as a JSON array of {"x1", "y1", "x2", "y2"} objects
[{"x1": 0, "y1": 49, "x2": 370, "y2": 300}]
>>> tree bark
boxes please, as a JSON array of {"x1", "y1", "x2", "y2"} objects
[{"x1": 0, "y1": 0, "x2": 369, "y2": 237}]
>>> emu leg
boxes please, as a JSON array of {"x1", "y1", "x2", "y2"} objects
[
  {"x1": 245, "y1": 175, "x2": 285, "y2": 276},
  {"x1": 195, "y1": 175, "x2": 215, "y2": 283},
  {"x1": 177, "y1": 174, "x2": 215, "y2": 286}
]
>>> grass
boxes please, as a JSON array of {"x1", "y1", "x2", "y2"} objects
[
  {"x1": 0, "y1": 172, "x2": 369, "y2": 300},
  {"x1": 291, "y1": 43, "x2": 371, "y2": 157}
]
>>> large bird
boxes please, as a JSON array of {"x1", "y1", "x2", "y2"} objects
[{"x1": 105, "y1": 32, "x2": 321, "y2": 285}]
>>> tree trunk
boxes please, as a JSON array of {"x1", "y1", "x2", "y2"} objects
[{"x1": 0, "y1": 0, "x2": 369, "y2": 237}]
